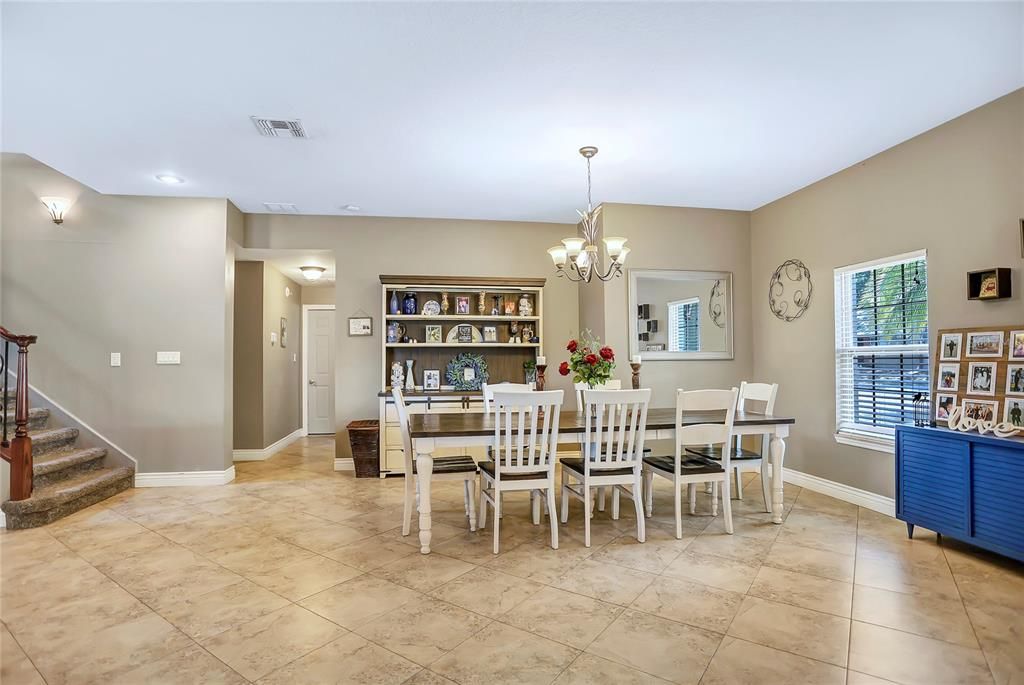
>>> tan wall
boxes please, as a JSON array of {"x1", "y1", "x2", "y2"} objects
[
  {"x1": 597, "y1": 204, "x2": 754, "y2": 406},
  {"x1": 1, "y1": 153, "x2": 233, "y2": 474},
  {"x1": 245, "y1": 214, "x2": 580, "y2": 457},
  {"x1": 233, "y1": 261, "x2": 263, "y2": 449},
  {"x1": 751, "y1": 88, "x2": 1024, "y2": 497},
  {"x1": 301, "y1": 286, "x2": 335, "y2": 306},
  {"x1": 261, "y1": 263, "x2": 302, "y2": 446}
]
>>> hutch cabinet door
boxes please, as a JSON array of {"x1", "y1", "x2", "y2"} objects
[
  {"x1": 972, "y1": 445, "x2": 1024, "y2": 557},
  {"x1": 897, "y1": 430, "x2": 970, "y2": 537}
]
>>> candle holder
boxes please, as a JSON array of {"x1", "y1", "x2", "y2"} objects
[
  {"x1": 630, "y1": 362, "x2": 641, "y2": 390},
  {"x1": 536, "y1": 364, "x2": 547, "y2": 391}
]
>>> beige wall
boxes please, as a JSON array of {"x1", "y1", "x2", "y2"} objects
[
  {"x1": 301, "y1": 286, "x2": 335, "y2": 306},
  {"x1": 261, "y1": 263, "x2": 302, "y2": 447},
  {"x1": 751, "y1": 88, "x2": 1024, "y2": 497},
  {"x1": 1, "y1": 153, "x2": 234, "y2": 474},
  {"x1": 233, "y1": 261, "x2": 263, "y2": 449},
  {"x1": 595, "y1": 204, "x2": 753, "y2": 407},
  {"x1": 245, "y1": 214, "x2": 580, "y2": 457}
]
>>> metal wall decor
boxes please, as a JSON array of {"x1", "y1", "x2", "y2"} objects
[
  {"x1": 768, "y1": 259, "x2": 813, "y2": 322},
  {"x1": 708, "y1": 280, "x2": 726, "y2": 329}
]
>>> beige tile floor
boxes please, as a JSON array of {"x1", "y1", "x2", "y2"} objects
[{"x1": 2, "y1": 436, "x2": 1022, "y2": 684}]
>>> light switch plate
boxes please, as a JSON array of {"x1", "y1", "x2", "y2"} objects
[
  {"x1": 156, "y1": 351, "x2": 181, "y2": 365},
  {"x1": 110, "y1": 352, "x2": 121, "y2": 367}
]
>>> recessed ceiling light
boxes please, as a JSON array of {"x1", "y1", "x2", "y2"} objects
[
  {"x1": 299, "y1": 266, "x2": 326, "y2": 281},
  {"x1": 341, "y1": 204, "x2": 361, "y2": 212},
  {"x1": 155, "y1": 174, "x2": 185, "y2": 184}
]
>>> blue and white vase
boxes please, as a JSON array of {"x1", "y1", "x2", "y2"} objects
[
  {"x1": 402, "y1": 292, "x2": 418, "y2": 315},
  {"x1": 389, "y1": 291, "x2": 400, "y2": 315}
]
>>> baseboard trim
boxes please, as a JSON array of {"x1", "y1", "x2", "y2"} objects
[
  {"x1": 233, "y1": 428, "x2": 305, "y2": 462},
  {"x1": 334, "y1": 458, "x2": 354, "y2": 472},
  {"x1": 780, "y1": 467, "x2": 895, "y2": 516},
  {"x1": 0, "y1": 511, "x2": 6, "y2": 529},
  {"x1": 135, "y1": 466, "x2": 236, "y2": 487}
]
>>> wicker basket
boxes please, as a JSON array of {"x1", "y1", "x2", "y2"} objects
[{"x1": 346, "y1": 419, "x2": 380, "y2": 478}]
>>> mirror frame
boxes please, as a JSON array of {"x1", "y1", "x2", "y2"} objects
[{"x1": 627, "y1": 269, "x2": 734, "y2": 361}]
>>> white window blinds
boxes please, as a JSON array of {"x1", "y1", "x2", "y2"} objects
[
  {"x1": 834, "y1": 251, "x2": 928, "y2": 445},
  {"x1": 668, "y1": 298, "x2": 700, "y2": 352}
]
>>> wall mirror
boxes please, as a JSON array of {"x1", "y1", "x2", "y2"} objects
[{"x1": 628, "y1": 270, "x2": 734, "y2": 360}]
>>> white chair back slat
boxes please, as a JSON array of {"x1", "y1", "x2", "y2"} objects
[
  {"x1": 391, "y1": 388, "x2": 415, "y2": 472},
  {"x1": 482, "y1": 382, "x2": 534, "y2": 414},
  {"x1": 737, "y1": 381, "x2": 778, "y2": 415},
  {"x1": 492, "y1": 390, "x2": 564, "y2": 476},
  {"x1": 676, "y1": 388, "x2": 739, "y2": 471},
  {"x1": 574, "y1": 379, "x2": 622, "y2": 409},
  {"x1": 583, "y1": 388, "x2": 651, "y2": 473}
]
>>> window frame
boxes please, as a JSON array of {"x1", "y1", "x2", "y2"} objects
[
  {"x1": 833, "y1": 249, "x2": 928, "y2": 453},
  {"x1": 667, "y1": 297, "x2": 701, "y2": 353}
]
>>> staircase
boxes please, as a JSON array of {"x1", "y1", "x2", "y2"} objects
[{"x1": 2, "y1": 384, "x2": 135, "y2": 530}]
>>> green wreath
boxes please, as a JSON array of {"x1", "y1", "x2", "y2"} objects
[{"x1": 446, "y1": 352, "x2": 489, "y2": 391}]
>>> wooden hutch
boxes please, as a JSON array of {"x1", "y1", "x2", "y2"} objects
[{"x1": 377, "y1": 275, "x2": 545, "y2": 476}]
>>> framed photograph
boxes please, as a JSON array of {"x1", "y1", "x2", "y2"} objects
[
  {"x1": 423, "y1": 369, "x2": 440, "y2": 391},
  {"x1": 939, "y1": 333, "x2": 962, "y2": 361},
  {"x1": 348, "y1": 316, "x2": 373, "y2": 336},
  {"x1": 1009, "y1": 330, "x2": 1024, "y2": 360},
  {"x1": 482, "y1": 326, "x2": 497, "y2": 342},
  {"x1": 967, "y1": 362, "x2": 997, "y2": 396},
  {"x1": 280, "y1": 317, "x2": 288, "y2": 348},
  {"x1": 937, "y1": 363, "x2": 960, "y2": 392},
  {"x1": 457, "y1": 324, "x2": 473, "y2": 343},
  {"x1": 504, "y1": 299, "x2": 517, "y2": 315},
  {"x1": 455, "y1": 296, "x2": 470, "y2": 315},
  {"x1": 966, "y1": 331, "x2": 1003, "y2": 357},
  {"x1": 962, "y1": 398, "x2": 998, "y2": 422},
  {"x1": 1006, "y1": 364, "x2": 1024, "y2": 395},
  {"x1": 935, "y1": 394, "x2": 957, "y2": 422},
  {"x1": 425, "y1": 325, "x2": 442, "y2": 343},
  {"x1": 1005, "y1": 397, "x2": 1024, "y2": 428}
]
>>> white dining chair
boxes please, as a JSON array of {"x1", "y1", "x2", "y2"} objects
[
  {"x1": 482, "y1": 382, "x2": 534, "y2": 414},
  {"x1": 574, "y1": 379, "x2": 622, "y2": 409},
  {"x1": 686, "y1": 381, "x2": 778, "y2": 512},
  {"x1": 393, "y1": 388, "x2": 479, "y2": 536},
  {"x1": 478, "y1": 389, "x2": 563, "y2": 553},
  {"x1": 643, "y1": 388, "x2": 739, "y2": 538},
  {"x1": 561, "y1": 388, "x2": 650, "y2": 547}
]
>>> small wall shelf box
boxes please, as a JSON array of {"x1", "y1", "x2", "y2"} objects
[{"x1": 966, "y1": 268, "x2": 1011, "y2": 300}]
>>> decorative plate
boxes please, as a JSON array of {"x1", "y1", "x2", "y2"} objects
[
  {"x1": 421, "y1": 300, "x2": 441, "y2": 316},
  {"x1": 768, "y1": 259, "x2": 813, "y2": 322},
  {"x1": 445, "y1": 324, "x2": 483, "y2": 343},
  {"x1": 446, "y1": 353, "x2": 489, "y2": 391}
]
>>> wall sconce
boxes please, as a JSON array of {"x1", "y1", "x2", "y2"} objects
[
  {"x1": 40, "y1": 197, "x2": 71, "y2": 224},
  {"x1": 300, "y1": 266, "x2": 326, "y2": 281}
]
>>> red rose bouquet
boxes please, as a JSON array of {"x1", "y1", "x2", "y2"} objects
[{"x1": 559, "y1": 331, "x2": 615, "y2": 388}]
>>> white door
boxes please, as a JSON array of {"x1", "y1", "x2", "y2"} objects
[{"x1": 307, "y1": 309, "x2": 335, "y2": 435}]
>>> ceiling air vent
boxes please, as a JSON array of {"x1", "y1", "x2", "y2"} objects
[
  {"x1": 250, "y1": 116, "x2": 307, "y2": 138},
  {"x1": 262, "y1": 202, "x2": 299, "y2": 214}
]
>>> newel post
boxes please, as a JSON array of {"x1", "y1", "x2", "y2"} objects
[{"x1": 3, "y1": 330, "x2": 38, "y2": 501}]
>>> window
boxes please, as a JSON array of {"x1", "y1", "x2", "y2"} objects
[
  {"x1": 834, "y1": 250, "x2": 928, "y2": 450},
  {"x1": 668, "y1": 298, "x2": 700, "y2": 352}
]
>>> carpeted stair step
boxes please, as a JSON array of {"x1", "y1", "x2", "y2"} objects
[
  {"x1": 27, "y1": 426, "x2": 79, "y2": 456},
  {"x1": 2, "y1": 406, "x2": 49, "y2": 431},
  {"x1": 1, "y1": 466, "x2": 134, "y2": 529},
  {"x1": 33, "y1": 446, "x2": 108, "y2": 487}
]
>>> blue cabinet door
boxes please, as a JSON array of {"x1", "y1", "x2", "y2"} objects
[
  {"x1": 897, "y1": 431, "x2": 970, "y2": 537},
  {"x1": 972, "y1": 445, "x2": 1024, "y2": 558}
]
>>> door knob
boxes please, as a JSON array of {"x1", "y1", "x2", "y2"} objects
[{"x1": 308, "y1": 379, "x2": 316, "y2": 385}]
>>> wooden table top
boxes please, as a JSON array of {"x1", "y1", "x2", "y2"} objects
[{"x1": 410, "y1": 408, "x2": 795, "y2": 438}]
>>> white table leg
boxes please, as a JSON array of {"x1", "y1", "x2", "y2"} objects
[
  {"x1": 416, "y1": 448, "x2": 435, "y2": 554},
  {"x1": 769, "y1": 435, "x2": 786, "y2": 524}
]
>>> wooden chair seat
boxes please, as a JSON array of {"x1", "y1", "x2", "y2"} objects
[
  {"x1": 413, "y1": 456, "x2": 478, "y2": 474},
  {"x1": 685, "y1": 445, "x2": 761, "y2": 461},
  {"x1": 560, "y1": 457, "x2": 633, "y2": 477},
  {"x1": 643, "y1": 454, "x2": 725, "y2": 475},
  {"x1": 479, "y1": 460, "x2": 547, "y2": 481}
]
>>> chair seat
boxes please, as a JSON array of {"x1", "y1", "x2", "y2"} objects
[
  {"x1": 479, "y1": 460, "x2": 548, "y2": 481},
  {"x1": 560, "y1": 457, "x2": 635, "y2": 477},
  {"x1": 685, "y1": 445, "x2": 762, "y2": 461},
  {"x1": 642, "y1": 454, "x2": 725, "y2": 475},
  {"x1": 413, "y1": 456, "x2": 477, "y2": 475}
]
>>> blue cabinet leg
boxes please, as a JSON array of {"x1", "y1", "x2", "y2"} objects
[{"x1": 906, "y1": 522, "x2": 915, "y2": 539}]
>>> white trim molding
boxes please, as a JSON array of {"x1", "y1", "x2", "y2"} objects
[
  {"x1": 779, "y1": 467, "x2": 895, "y2": 516},
  {"x1": 233, "y1": 428, "x2": 305, "y2": 462},
  {"x1": 135, "y1": 466, "x2": 236, "y2": 488},
  {"x1": 334, "y1": 457, "x2": 354, "y2": 472}
]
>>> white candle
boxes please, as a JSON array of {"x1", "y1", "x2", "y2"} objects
[
  {"x1": 632, "y1": 355, "x2": 641, "y2": 364},
  {"x1": 537, "y1": 356, "x2": 546, "y2": 366}
]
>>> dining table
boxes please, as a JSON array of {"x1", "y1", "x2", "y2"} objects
[{"x1": 408, "y1": 408, "x2": 795, "y2": 554}]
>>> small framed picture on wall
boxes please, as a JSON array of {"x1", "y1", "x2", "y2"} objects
[
  {"x1": 966, "y1": 331, "x2": 1003, "y2": 358},
  {"x1": 348, "y1": 317, "x2": 373, "y2": 336},
  {"x1": 939, "y1": 333, "x2": 962, "y2": 361},
  {"x1": 967, "y1": 362, "x2": 996, "y2": 396},
  {"x1": 935, "y1": 394, "x2": 957, "y2": 422},
  {"x1": 1009, "y1": 330, "x2": 1024, "y2": 360},
  {"x1": 937, "y1": 363, "x2": 960, "y2": 392},
  {"x1": 1005, "y1": 397, "x2": 1024, "y2": 428},
  {"x1": 1007, "y1": 364, "x2": 1024, "y2": 395}
]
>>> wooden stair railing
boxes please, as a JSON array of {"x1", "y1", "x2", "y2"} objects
[{"x1": 1, "y1": 326, "x2": 38, "y2": 501}]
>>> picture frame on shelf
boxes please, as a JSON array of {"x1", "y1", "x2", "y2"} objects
[
  {"x1": 457, "y1": 324, "x2": 474, "y2": 343},
  {"x1": 939, "y1": 332, "x2": 962, "y2": 361},
  {"x1": 1005, "y1": 397, "x2": 1024, "y2": 428},
  {"x1": 967, "y1": 362, "x2": 996, "y2": 396},
  {"x1": 1007, "y1": 364, "x2": 1024, "y2": 395},
  {"x1": 423, "y1": 369, "x2": 441, "y2": 391},
  {"x1": 504, "y1": 299, "x2": 517, "y2": 315},
  {"x1": 966, "y1": 331, "x2": 1003, "y2": 357},
  {"x1": 348, "y1": 316, "x2": 373, "y2": 336},
  {"x1": 455, "y1": 296, "x2": 470, "y2": 315},
  {"x1": 937, "y1": 363, "x2": 960, "y2": 392},
  {"x1": 962, "y1": 398, "x2": 998, "y2": 422},
  {"x1": 1010, "y1": 330, "x2": 1024, "y2": 360},
  {"x1": 935, "y1": 394, "x2": 957, "y2": 422},
  {"x1": 482, "y1": 326, "x2": 497, "y2": 342},
  {"x1": 425, "y1": 325, "x2": 442, "y2": 343}
]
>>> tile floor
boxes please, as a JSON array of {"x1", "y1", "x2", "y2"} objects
[{"x1": 2, "y1": 437, "x2": 1022, "y2": 684}]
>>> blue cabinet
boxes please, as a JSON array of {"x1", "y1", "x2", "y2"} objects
[{"x1": 896, "y1": 425, "x2": 1024, "y2": 562}]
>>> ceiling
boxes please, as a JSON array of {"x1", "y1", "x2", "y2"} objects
[
  {"x1": 236, "y1": 248, "x2": 336, "y2": 287},
  {"x1": 3, "y1": 2, "x2": 1022, "y2": 223}
]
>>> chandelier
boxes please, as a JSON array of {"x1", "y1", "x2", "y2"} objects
[{"x1": 547, "y1": 146, "x2": 629, "y2": 282}]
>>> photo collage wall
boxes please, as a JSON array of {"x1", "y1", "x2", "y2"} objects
[{"x1": 935, "y1": 325, "x2": 1024, "y2": 428}]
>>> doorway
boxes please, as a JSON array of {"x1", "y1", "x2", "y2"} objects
[{"x1": 303, "y1": 306, "x2": 336, "y2": 435}]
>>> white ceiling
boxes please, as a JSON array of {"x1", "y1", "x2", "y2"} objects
[
  {"x1": 3, "y1": 2, "x2": 1022, "y2": 222},
  {"x1": 236, "y1": 248, "x2": 336, "y2": 286}
]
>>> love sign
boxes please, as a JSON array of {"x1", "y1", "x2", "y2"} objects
[{"x1": 946, "y1": 406, "x2": 1021, "y2": 438}]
